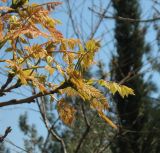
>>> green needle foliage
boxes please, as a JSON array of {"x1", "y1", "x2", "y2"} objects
[{"x1": 110, "y1": 0, "x2": 158, "y2": 153}]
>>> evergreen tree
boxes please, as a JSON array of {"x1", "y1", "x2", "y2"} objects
[{"x1": 110, "y1": 0, "x2": 157, "y2": 153}]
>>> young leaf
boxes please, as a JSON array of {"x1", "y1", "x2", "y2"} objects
[
  {"x1": 98, "y1": 80, "x2": 135, "y2": 98},
  {"x1": 57, "y1": 99, "x2": 76, "y2": 125},
  {"x1": 45, "y1": 65, "x2": 54, "y2": 75}
]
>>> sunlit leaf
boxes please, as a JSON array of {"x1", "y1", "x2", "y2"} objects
[
  {"x1": 45, "y1": 65, "x2": 54, "y2": 75},
  {"x1": 0, "y1": 0, "x2": 134, "y2": 129},
  {"x1": 57, "y1": 99, "x2": 76, "y2": 125},
  {"x1": 98, "y1": 80, "x2": 135, "y2": 98}
]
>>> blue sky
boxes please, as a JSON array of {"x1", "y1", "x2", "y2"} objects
[{"x1": 0, "y1": 0, "x2": 160, "y2": 152}]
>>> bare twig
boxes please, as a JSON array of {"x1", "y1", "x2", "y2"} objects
[
  {"x1": 81, "y1": 103, "x2": 90, "y2": 127},
  {"x1": 0, "y1": 81, "x2": 69, "y2": 107},
  {"x1": 119, "y1": 72, "x2": 133, "y2": 85},
  {"x1": 0, "y1": 127, "x2": 12, "y2": 143},
  {"x1": 65, "y1": 0, "x2": 80, "y2": 38},
  {"x1": 89, "y1": 7, "x2": 160, "y2": 23},
  {"x1": 74, "y1": 103, "x2": 90, "y2": 153},
  {"x1": 0, "y1": 73, "x2": 14, "y2": 94},
  {"x1": 42, "y1": 131, "x2": 50, "y2": 152},
  {"x1": 5, "y1": 138, "x2": 28, "y2": 152},
  {"x1": 88, "y1": 1, "x2": 112, "y2": 40},
  {"x1": 42, "y1": 117, "x2": 60, "y2": 151},
  {"x1": 97, "y1": 133, "x2": 118, "y2": 153},
  {"x1": 2, "y1": 79, "x2": 21, "y2": 94},
  {"x1": 36, "y1": 97, "x2": 67, "y2": 153}
]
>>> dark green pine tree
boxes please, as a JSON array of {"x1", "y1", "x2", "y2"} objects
[{"x1": 110, "y1": 0, "x2": 157, "y2": 153}]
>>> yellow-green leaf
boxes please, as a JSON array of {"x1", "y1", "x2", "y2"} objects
[
  {"x1": 98, "y1": 80, "x2": 135, "y2": 98},
  {"x1": 45, "y1": 65, "x2": 54, "y2": 75}
]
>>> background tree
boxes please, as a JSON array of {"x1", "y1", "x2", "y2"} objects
[{"x1": 110, "y1": 0, "x2": 158, "y2": 153}]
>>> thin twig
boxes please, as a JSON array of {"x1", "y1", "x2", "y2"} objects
[
  {"x1": 0, "y1": 127, "x2": 12, "y2": 143},
  {"x1": 88, "y1": 1, "x2": 112, "y2": 40},
  {"x1": 3, "y1": 79, "x2": 21, "y2": 93},
  {"x1": 5, "y1": 138, "x2": 28, "y2": 152},
  {"x1": 65, "y1": 0, "x2": 80, "y2": 39},
  {"x1": 36, "y1": 97, "x2": 67, "y2": 153},
  {"x1": 0, "y1": 81, "x2": 69, "y2": 107},
  {"x1": 89, "y1": 7, "x2": 160, "y2": 23},
  {"x1": 74, "y1": 103, "x2": 90, "y2": 153},
  {"x1": 0, "y1": 73, "x2": 14, "y2": 91},
  {"x1": 97, "y1": 133, "x2": 118, "y2": 153},
  {"x1": 0, "y1": 73, "x2": 14, "y2": 96}
]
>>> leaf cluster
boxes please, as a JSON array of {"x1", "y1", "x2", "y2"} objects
[{"x1": 0, "y1": 1, "x2": 134, "y2": 128}]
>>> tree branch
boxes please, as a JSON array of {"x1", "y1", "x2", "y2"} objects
[
  {"x1": 0, "y1": 127, "x2": 12, "y2": 143},
  {"x1": 89, "y1": 7, "x2": 160, "y2": 23},
  {"x1": 88, "y1": 1, "x2": 112, "y2": 40},
  {"x1": 0, "y1": 73, "x2": 14, "y2": 94},
  {"x1": 37, "y1": 97, "x2": 67, "y2": 153},
  {"x1": 0, "y1": 79, "x2": 22, "y2": 97},
  {"x1": 65, "y1": 0, "x2": 80, "y2": 39},
  {"x1": 0, "y1": 2, "x2": 62, "y2": 18},
  {"x1": 0, "y1": 81, "x2": 69, "y2": 107},
  {"x1": 74, "y1": 103, "x2": 90, "y2": 153},
  {"x1": 97, "y1": 133, "x2": 117, "y2": 153}
]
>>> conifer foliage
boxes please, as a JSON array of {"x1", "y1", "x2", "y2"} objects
[{"x1": 111, "y1": 0, "x2": 156, "y2": 153}]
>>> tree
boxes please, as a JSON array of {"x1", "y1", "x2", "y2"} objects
[
  {"x1": 110, "y1": 0, "x2": 157, "y2": 153},
  {"x1": 0, "y1": 0, "x2": 134, "y2": 152}
]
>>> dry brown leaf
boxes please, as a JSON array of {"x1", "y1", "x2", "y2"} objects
[{"x1": 57, "y1": 99, "x2": 76, "y2": 125}]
